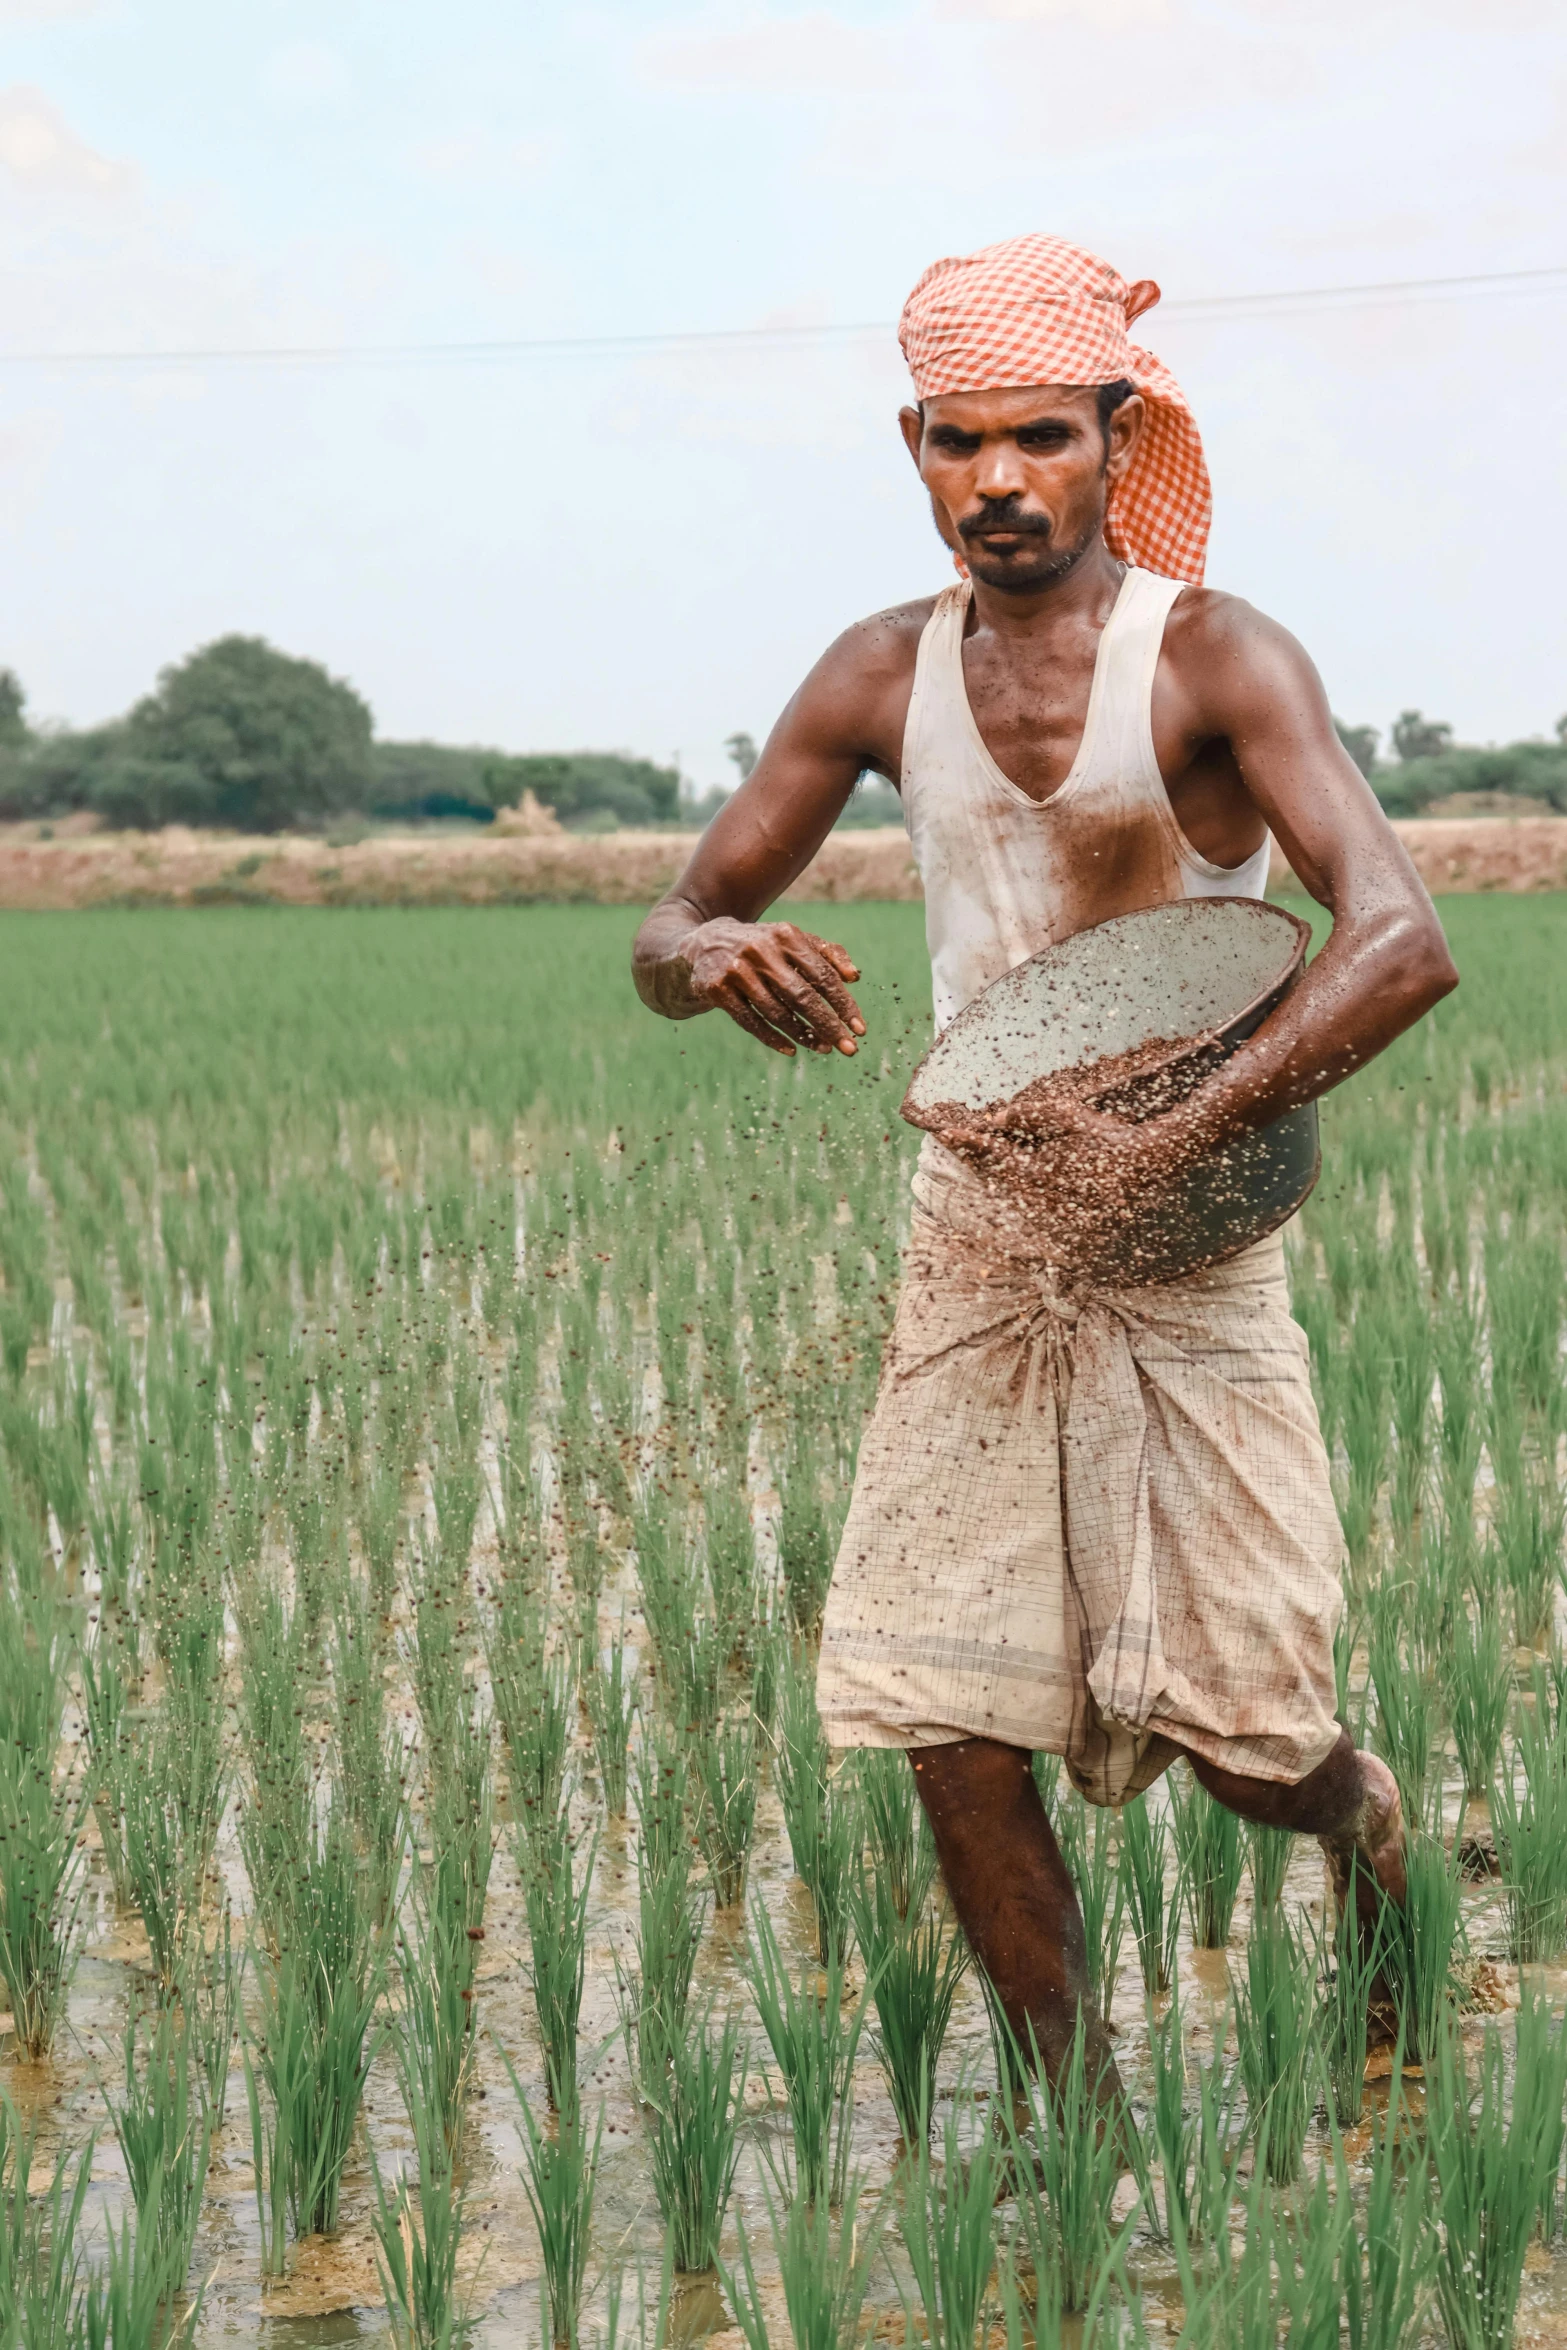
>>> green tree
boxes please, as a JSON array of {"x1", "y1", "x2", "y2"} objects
[
  {"x1": 120, "y1": 635, "x2": 373, "y2": 831},
  {"x1": 481, "y1": 751, "x2": 680, "y2": 829},
  {"x1": 724, "y1": 731, "x2": 758, "y2": 782},
  {"x1": 1333, "y1": 719, "x2": 1379, "y2": 779},
  {"x1": 1392, "y1": 709, "x2": 1453, "y2": 764},
  {"x1": 0, "y1": 669, "x2": 26, "y2": 747}
]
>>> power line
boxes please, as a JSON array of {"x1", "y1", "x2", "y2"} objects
[{"x1": 0, "y1": 261, "x2": 1562, "y2": 371}]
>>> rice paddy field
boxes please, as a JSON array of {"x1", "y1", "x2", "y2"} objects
[{"x1": 0, "y1": 893, "x2": 1565, "y2": 2350}]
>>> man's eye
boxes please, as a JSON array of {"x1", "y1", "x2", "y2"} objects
[
  {"x1": 931, "y1": 433, "x2": 980, "y2": 454},
  {"x1": 1018, "y1": 428, "x2": 1070, "y2": 449}
]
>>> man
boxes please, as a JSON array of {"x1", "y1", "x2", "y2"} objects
[{"x1": 633, "y1": 232, "x2": 1456, "y2": 2087}]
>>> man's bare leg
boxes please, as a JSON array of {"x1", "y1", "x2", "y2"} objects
[
  {"x1": 909, "y1": 1736, "x2": 1123, "y2": 2097},
  {"x1": 1186, "y1": 1725, "x2": 1406, "y2": 2002}
]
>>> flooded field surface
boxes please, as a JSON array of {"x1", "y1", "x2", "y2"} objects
[{"x1": 0, "y1": 899, "x2": 1565, "y2": 2347}]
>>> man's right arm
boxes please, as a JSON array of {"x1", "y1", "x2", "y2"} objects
[{"x1": 632, "y1": 604, "x2": 926, "y2": 1058}]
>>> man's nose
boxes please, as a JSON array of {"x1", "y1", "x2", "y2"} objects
[{"x1": 974, "y1": 439, "x2": 1028, "y2": 500}]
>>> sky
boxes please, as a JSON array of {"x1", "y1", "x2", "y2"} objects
[{"x1": 0, "y1": 0, "x2": 1563, "y2": 789}]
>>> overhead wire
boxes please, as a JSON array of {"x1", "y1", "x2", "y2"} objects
[{"x1": 0, "y1": 262, "x2": 1562, "y2": 372}]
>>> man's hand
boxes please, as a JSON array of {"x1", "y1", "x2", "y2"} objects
[{"x1": 681, "y1": 918, "x2": 866, "y2": 1057}]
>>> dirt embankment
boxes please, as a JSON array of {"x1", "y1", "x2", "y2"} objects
[{"x1": 0, "y1": 814, "x2": 1563, "y2": 910}]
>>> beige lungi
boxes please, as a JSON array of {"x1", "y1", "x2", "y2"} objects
[{"x1": 816, "y1": 1152, "x2": 1345, "y2": 1807}]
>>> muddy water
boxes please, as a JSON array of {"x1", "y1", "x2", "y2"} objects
[{"x1": 23, "y1": 1643, "x2": 1567, "y2": 2350}]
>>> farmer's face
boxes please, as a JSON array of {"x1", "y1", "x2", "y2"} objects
[{"x1": 899, "y1": 384, "x2": 1144, "y2": 594}]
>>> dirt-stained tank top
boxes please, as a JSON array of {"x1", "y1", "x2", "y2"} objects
[{"x1": 901, "y1": 567, "x2": 1271, "y2": 1034}]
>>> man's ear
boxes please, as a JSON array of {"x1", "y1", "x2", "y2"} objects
[
  {"x1": 898, "y1": 404, "x2": 924, "y2": 469},
  {"x1": 1104, "y1": 391, "x2": 1146, "y2": 485}
]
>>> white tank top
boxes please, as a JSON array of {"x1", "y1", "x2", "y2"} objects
[{"x1": 901, "y1": 567, "x2": 1271, "y2": 1033}]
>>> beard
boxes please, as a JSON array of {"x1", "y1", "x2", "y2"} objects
[{"x1": 952, "y1": 497, "x2": 1100, "y2": 596}]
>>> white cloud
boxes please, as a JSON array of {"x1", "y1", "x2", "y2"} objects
[
  {"x1": 260, "y1": 41, "x2": 350, "y2": 107},
  {"x1": 0, "y1": 0, "x2": 99, "y2": 17},
  {"x1": 644, "y1": 10, "x2": 906, "y2": 91},
  {"x1": 408, "y1": 127, "x2": 551, "y2": 182},
  {"x1": 0, "y1": 84, "x2": 133, "y2": 202}
]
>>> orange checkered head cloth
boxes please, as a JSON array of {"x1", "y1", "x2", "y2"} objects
[{"x1": 899, "y1": 232, "x2": 1211, "y2": 586}]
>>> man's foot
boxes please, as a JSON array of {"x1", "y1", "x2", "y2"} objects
[{"x1": 1319, "y1": 1752, "x2": 1406, "y2": 2041}]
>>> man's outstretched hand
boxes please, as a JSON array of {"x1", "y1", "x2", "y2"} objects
[{"x1": 680, "y1": 918, "x2": 866, "y2": 1057}]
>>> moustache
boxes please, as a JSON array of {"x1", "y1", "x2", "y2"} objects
[{"x1": 956, "y1": 501, "x2": 1052, "y2": 543}]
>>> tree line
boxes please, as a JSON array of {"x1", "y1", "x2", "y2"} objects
[
  {"x1": 1, "y1": 636, "x2": 1562, "y2": 837},
  {"x1": 0, "y1": 637, "x2": 683, "y2": 834}
]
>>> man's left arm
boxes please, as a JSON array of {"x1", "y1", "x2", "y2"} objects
[{"x1": 1166, "y1": 601, "x2": 1458, "y2": 1150}]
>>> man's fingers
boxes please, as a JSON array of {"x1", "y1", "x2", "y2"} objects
[
  {"x1": 762, "y1": 936, "x2": 863, "y2": 1053},
  {"x1": 732, "y1": 968, "x2": 822, "y2": 1052},
  {"x1": 786, "y1": 938, "x2": 866, "y2": 1046},
  {"x1": 716, "y1": 983, "x2": 798, "y2": 1056}
]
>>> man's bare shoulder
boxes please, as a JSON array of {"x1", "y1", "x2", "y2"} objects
[
  {"x1": 1162, "y1": 584, "x2": 1320, "y2": 706},
  {"x1": 812, "y1": 594, "x2": 941, "y2": 691},
  {"x1": 785, "y1": 594, "x2": 942, "y2": 772}
]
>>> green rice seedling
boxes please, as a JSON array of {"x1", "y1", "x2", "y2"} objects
[
  {"x1": 745, "y1": 1903, "x2": 863, "y2": 2208},
  {"x1": 1232, "y1": 1905, "x2": 1316, "y2": 2184},
  {"x1": 851, "y1": 1860, "x2": 968, "y2": 2143},
  {"x1": 692, "y1": 1712, "x2": 759, "y2": 1910},
  {"x1": 1006, "y1": 2008, "x2": 1140, "y2": 2315},
  {"x1": 1441, "y1": 1603, "x2": 1512, "y2": 1800},
  {"x1": 372, "y1": 1999, "x2": 475, "y2": 2350},
  {"x1": 660, "y1": 1609, "x2": 726, "y2": 1739},
  {"x1": 78, "y1": 1628, "x2": 137, "y2": 1908},
  {"x1": 899, "y1": 2095, "x2": 1001, "y2": 2350},
  {"x1": 1492, "y1": 1448, "x2": 1562, "y2": 1653},
  {"x1": 1317, "y1": 1869, "x2": 1388, "y2": 2130},
  {"x1": 244, "y1": 1962, "x2": 314, "y2": 2280},
  {"x1": 724, "y1": 2174, "x2": 882, "y2": 2350},
  {"x1": 1337, "y1": 1331, "x2": 1389, "y2": 1570},
  {"x1": 1142, "y1": 1971, "x2": 1244, "y2": 2247},
  {"x1": 494, "y1": 1636, "x2": 576, "y2": 1861},
  {"x1": 507, "y1": 2061, "x2": 602, "y2": 2350},
  {"x1": 621, "y1": 1842, "x2": 708, "y2": 2105},
  {"x1": 235, "y1": 1574, "x2": 317, "y2": 1949},
  {"x1": 776, "y1": 1410, "x2": 836, "y2": 1639},
  {"x1": 1516, "y1": 1982, "x2": 1567, "y2": 2243},
  {"x1": 0, "y1": 1690, "x2": 88, "y2": 2060},
  {"x1": 118, "y1": 1689, "x2": 231, "y2": 1990},
  {"x1": 404, "y1": 1711, "x2": 494, "y2": 2142},
  {"x1": 1119, "y1": 1792, "x2": 1180, "y2": 1999},
  {"x1": 773, "y1": 1658, "x2": 858, "y2": 1963},
  {"x1": 1054, "y1": 1793, "x2": 1125, "y2": 2014},
  {"x1": 1428, "y1": 2012, "x2": 1567, "y2": 2350},
  {"x1": 0, "y1": 2095, "x2": 94, "y2": 2343},
  {"x1": 1384, "y1": 1830, "x2": 1465, "y2": 2062},
  {"x1": 632, "y1": 1722, "x2": 691, "y2": 1883},
  {"x1": 647, "y1": 2006, "x2": 748, "y2": 2273},
  {"x1": 520, "y1": 1807, "x2": 597, "y2": 2119},
  {"x1": 1168, "y1": 1768, "x2": 1244, "y2": 1949},
  {"x1": 107, "y1": 2003, "x2": 214, "y2": 2294},
  {"x1": 408, "y1": 1531, "x2": 473, "y2": 1762},
  {"x1": 1335, "y1": 2062, "x2": 1432, "y2": 2350},
  {"x1": 704, "y1": 1471, "x2": 760, "y2": 1662},
  {"x1": 75, "y1": 2198, "x2": 207, "y2": 2350},
  {"x1": 246, "y1": 1792, "x2": 388, "y2": 2247},
  {"x1": 331, "y1": 1582, "x2": 407, "y2": 1872},
  {"x1": 1387, "y1": 1302, "x2": 1433, "y2": 1538},
  {"x1": 1490, "y1": 1670, "x2": 1567, "y2": 1961},
  {"x1": 1246, "y1": 1818, "x2": 1292, "y2": 1911},
  {"x1": 1368, "y1": 1599, "x2": 1435, "y2": 1825},
  {"x1": 748, "y1": 1603, "x2": 783, "y2": 1739},
  {"x1": 585, "y1": 1622, "x2": 638, "y2": 1816},
  {"x1": 182, "y1": 1905, "x2": 237, "y2": 2120},
  {"x1": 854, "y1": 1746, "x2": 936, "y2": 1923}
]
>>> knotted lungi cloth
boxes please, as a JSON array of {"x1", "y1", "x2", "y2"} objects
[{"x1": 816, "y1": 1153, "x2": 1344, "y2": 1807}]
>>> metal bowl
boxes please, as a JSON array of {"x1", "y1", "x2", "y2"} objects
[{"x1": 900, "y1": 896, "x2": 1320, "y2": 1285}]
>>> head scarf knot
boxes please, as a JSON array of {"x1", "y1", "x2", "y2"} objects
[{"x1": 898, "y1": 232, "x2": 1211, "y2": 586}]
